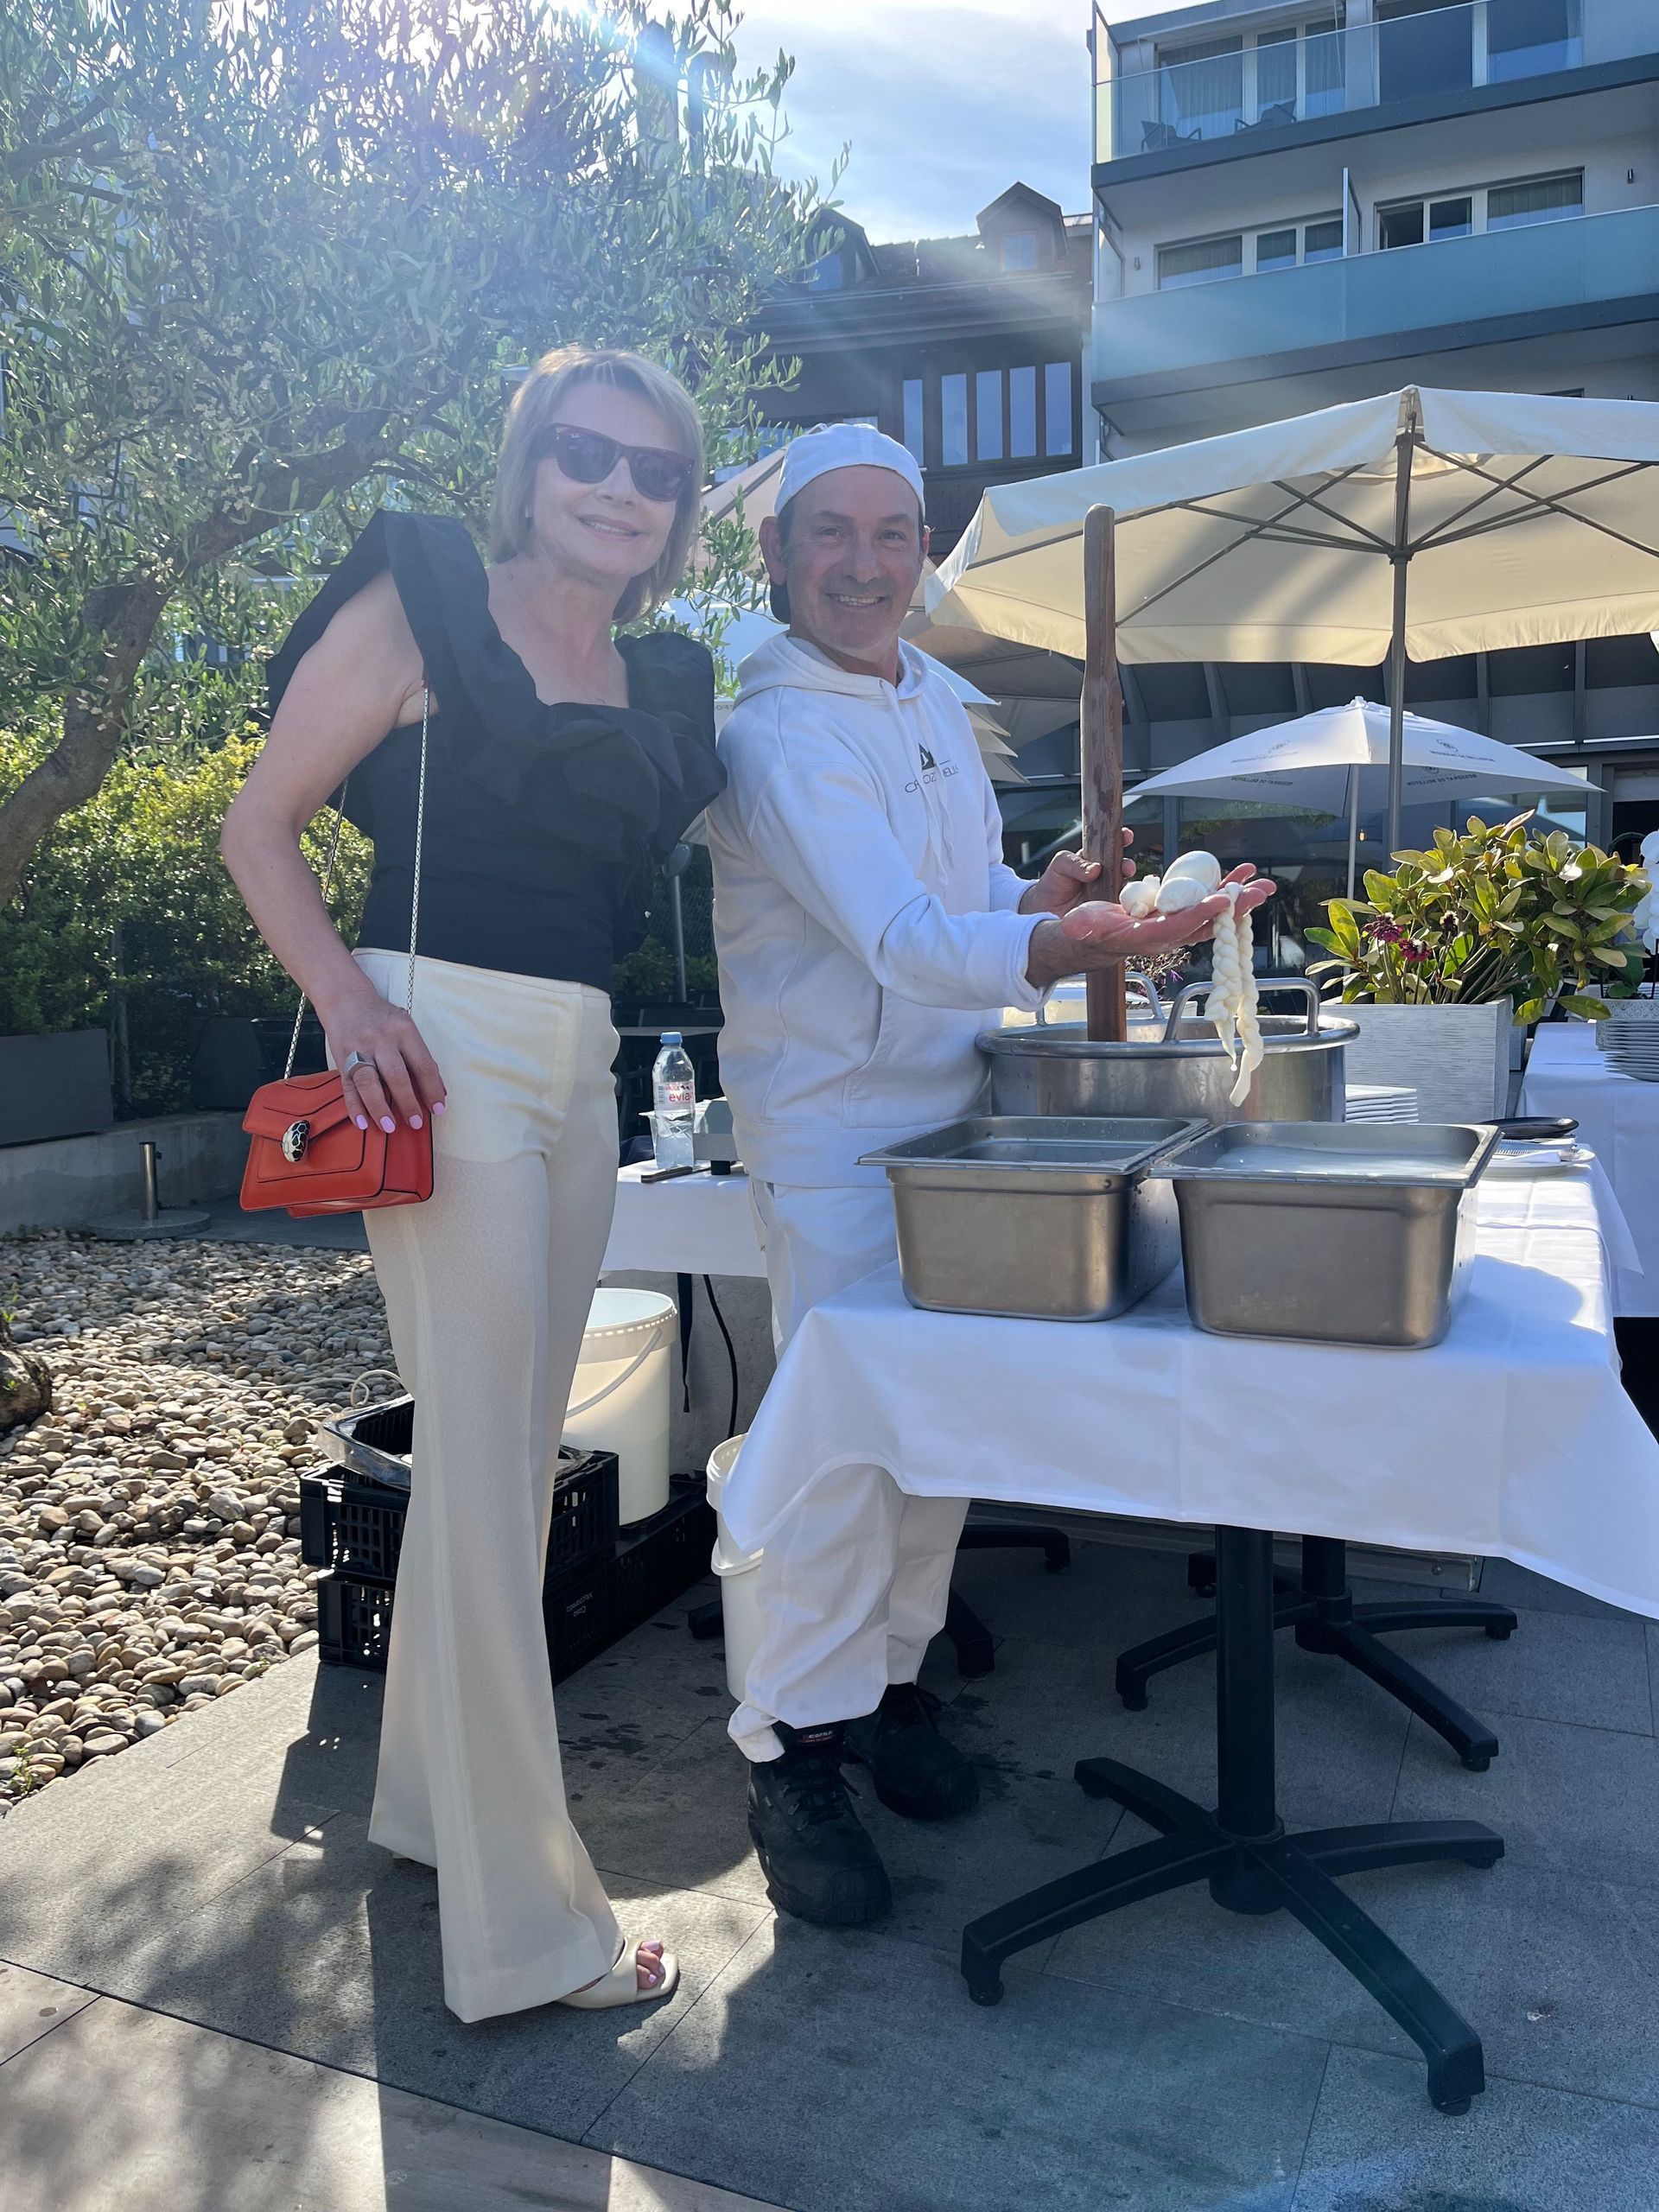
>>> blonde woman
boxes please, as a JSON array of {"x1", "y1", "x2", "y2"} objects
[{"x1": 221, "y1": 347, "x2": 721, "y2": 2021}]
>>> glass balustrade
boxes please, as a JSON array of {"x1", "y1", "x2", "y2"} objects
[{"x1": 1095, "y1": 0, "x2": 1584, "y2": 164}]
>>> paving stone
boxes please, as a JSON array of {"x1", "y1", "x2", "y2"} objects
[
  {"x1": 1048, "y1": 1844, "x2": 1659, "y2": 2108},
  {"x1": 0, "y1": 1993, "x2": 779, "y2": 2212},
  {"x1": 1292, "y1": 2044, "x2": 1659, "y2": 2211},
  {"x1": 594, "y1": 1916, "x2": 1322, "y2": 2212},
  {"x1": 1361, "y1": 1602, "x2": 1654, "y2": 1737},
  {"x1": 1393, "y1": 1709, "x2": 1659, "y2": 1891},
  {"x1": 1475, "y1": 1555, "x2": 1640, "y2": 1624},
  {"x1": 0, "y1": 1962, "x2": 95, "y2": 2066},
  {"x1": 100, "y1": 1815, "x2": 767, "y2": 2142}
]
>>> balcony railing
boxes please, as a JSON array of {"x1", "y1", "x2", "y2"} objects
[{"x1": 1094, "y1": 0, "x2": 1587, "y2": 164}]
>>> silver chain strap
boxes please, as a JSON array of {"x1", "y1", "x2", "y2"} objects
[{"x1": 282, "y1": 683, "x2": 429, "y2": 1082}]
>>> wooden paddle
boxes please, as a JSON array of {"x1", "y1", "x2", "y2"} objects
[{"x1": 1082, "y1": 504, "x2": 1128, "y2": 1042}]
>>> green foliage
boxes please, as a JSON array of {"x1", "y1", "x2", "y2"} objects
[
  {"x1": 0, "y1": 0, "x2": 828, "y2": 894},
  {"x1": 0, "y1": 711, "x2": 369, "y2": 1113},
  {"x1": 1306, "y1": 815, "x2": 1648, "y2": 1025}
]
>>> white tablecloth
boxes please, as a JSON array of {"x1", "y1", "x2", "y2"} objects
[
  {"x1": 601, "y1": 1164, "x2": 767, "y2": 1279},
  {"x1": 725, "y1": 1168, "x2": 1659, "y2": 1621},
  {"x1": 1521, "y1": 1023, "x2": 1659, "y2": 1317}
]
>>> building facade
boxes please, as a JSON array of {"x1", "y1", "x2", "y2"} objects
[
  {"x1": 1084, "y1": 0, "x2": 1659, "y2": 928},
  {"x1": 753, "y1": 186, "x2": 1094, "y2": 558}
]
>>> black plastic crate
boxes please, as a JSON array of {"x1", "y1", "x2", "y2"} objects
[
  {"x1": 300, "y1": 1472, "x2": 407, "y2": 1583},
  {"x1": 302, "y1": 1434, "x2": 618, "y2": 1582},
  {"x1": 317, "y1": 1552, "x2": 616, "y2": 1684},
  {"x1": 317, "y1": 1572, "x2": 395, "y2": 1671},
  {"x1": 543, "y1": 1558, "x2": 615, "y2": 1684},
  {"x1": 612, "y1": 1478, "x2": 716, "y2": 1634}
]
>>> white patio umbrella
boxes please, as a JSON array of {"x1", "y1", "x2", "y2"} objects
[
  {"x1": 928, "y1": 386, "x2": 1659, "y2": 854},
  {"x1": 1135, "y1": 697, "x2": 1592, "y2": 896}
]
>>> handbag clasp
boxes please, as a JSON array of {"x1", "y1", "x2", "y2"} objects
[{"x1": 281, "y1": 1119, "x2": 311, "y2": 1163}]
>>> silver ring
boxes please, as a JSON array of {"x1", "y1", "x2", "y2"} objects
[{"x1": 342, "y1": 1050, "x2": 372, "y2": 1077}]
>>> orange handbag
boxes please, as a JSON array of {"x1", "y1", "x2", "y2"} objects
[{"x1": 241, "y1": 689, "x2": 435, "y2": 1218}]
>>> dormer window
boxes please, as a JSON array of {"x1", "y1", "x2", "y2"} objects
[
  {"x1": 806, "y1": 250, "x2": 844, "y2": 291},
  {"x1": 1001, "y1": 231, "x2": 1039, "y2": 272}
]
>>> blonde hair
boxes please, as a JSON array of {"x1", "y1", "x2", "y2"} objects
[{"x1": 489, "y1": 345, "x2": 705, "y2": 623}]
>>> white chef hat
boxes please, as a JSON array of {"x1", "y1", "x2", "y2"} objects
[{"x1": 776, "y1": 422, "x2": 925, "y2": 519}]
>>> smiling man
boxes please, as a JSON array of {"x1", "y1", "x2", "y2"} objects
[{"x1": 706, "y1": 423, "x2": 1267, "y2": 1929}]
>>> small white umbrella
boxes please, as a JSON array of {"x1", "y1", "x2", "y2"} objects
[{"x1": 1135, "y1": 697, "x2": 1592, "y2": 895}]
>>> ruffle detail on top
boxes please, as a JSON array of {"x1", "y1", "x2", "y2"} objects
[{"x1": 265, "y1": 510, "x2": 722, "y2": 865}]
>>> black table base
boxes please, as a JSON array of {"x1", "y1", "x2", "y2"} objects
[
  {"x1": 960, "y1": 1529, "x2": 1503, "y2": 2113},
  {"x1": 1116, "y1": 1535, "x2": 1517, "y2": 1771}
]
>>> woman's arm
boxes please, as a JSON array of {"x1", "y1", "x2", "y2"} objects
[{"x1": 220, "y1": 573, "x2": 446, "y2": 1132}]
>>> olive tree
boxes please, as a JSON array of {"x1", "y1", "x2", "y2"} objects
[{"x1": 0, "y1": 0, "x2": 823, "y2": 904}]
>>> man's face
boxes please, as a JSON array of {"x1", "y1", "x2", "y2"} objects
[{"x1": 761, "y1": 467, "x2": 927, "y2": 677}]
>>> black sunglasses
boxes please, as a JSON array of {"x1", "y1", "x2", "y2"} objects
[{"x1": 534, "y1": 423, "x2": 696, "y2": 505}]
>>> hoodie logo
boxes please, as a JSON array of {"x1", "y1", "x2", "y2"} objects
[{"x1": 905, "y1": 740, "x2": 957, "y2": 794}]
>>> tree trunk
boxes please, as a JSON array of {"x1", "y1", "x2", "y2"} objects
[{"x1": 0, "y1": 571, "x2": 174, "y2": 907}]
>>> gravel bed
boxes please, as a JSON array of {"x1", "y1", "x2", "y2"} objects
[{"x1": 0, "y1": 1231, "x2": 396, "y2": 1813}]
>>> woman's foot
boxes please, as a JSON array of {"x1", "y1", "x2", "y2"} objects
[{"x1": 557, "y1": 1936, "x2": 678, "y2": 2011}]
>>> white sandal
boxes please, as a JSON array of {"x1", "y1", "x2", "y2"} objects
[{"x1": 557, "y1": 1937, "x2": 679, "y2": 2012}]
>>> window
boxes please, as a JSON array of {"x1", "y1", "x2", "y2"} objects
[
  {"x1": 1379, "y1": 172, "x2": 1582, "y2": 249},
  {"x1": 1250, "y1": 214, "x2": 1344, "y2": 271},
  {"x1": 1304, "y1": 14, "x2": 1344, "y2": 117},
  {"x1": 1488, "y1": 172, "x2": 1582, "y2": 229},
  {"x1": 1045, "y1": 363, "x2": 1074, "y2": 456},
  {"x1": 941, "y1": 373, "x2": 968, "y2": 467},
  {"x1": 1256, "y1": 226, "x2": 1298, "y2": 272},
  {"x1": 1255, "y1": 25, "x2": 1297, "y2": 111},
  {"x1": 1009, "y1": 365, "x2": 1037, "y2": 459},
  {"x1": 1487, "y1": 0, "x2": 1581, "y2": 83},
  {"x1": 1157, "y1": 233, "x2": 1243, "y2": 288},
  {"x1": 902, "y1": 378, "x2": 924, "y2": 467},
  {"x1": 805, "y1": 251, "x2": 843, "y2": 292},
  {"x1": 1001, "y1": 231, "x2": 1039, "y2": 271},
  {"x1": 976, "y1": 370, "x2": 1004, "y2": 461},
  {"x1": 1159, "y1": 35, "x2": 1243, "y2": 137}
]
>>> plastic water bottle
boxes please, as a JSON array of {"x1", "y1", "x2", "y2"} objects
[{"x1": 651, "y1": 1033, "x2": 696, "y2": 1169}]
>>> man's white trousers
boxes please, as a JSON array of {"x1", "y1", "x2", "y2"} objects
[{"x1": 729, "y1": 1179, "x2": 969, "y2": 1763}]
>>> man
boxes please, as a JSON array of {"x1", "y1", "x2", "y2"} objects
[{"x1": 706, "y1": 423, "x2": 1269, "y2": 1927}]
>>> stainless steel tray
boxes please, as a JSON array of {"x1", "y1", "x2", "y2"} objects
[
  {"x1": 860, "y1": 1115, "x2": 1203, "y2": 1322},
  {"x1": 1159, "y1": 1122, "x2": 1499, "y2": 1348}
]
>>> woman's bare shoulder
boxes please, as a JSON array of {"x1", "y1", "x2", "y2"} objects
[{"x1": 277, "y1": 570, "x2": 425, "y2": 730}]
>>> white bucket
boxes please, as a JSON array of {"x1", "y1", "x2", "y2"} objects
[
  {"x1": 706, "y1": 1433, "x2": 763, "y2": 1704},
  {"x1": 563, "y1": 1288, "x2": 675, "y2": 1526}
]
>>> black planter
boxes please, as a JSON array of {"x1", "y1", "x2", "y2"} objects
[{"x1": 0, "y1": 1031, "x2": 115, "y2": 1147}]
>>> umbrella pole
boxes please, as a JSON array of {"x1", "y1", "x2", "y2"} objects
[
  {"x1": 1082, "y1": 505, "x2": 1128, "y2": 1042},
  {"x1": 1386, "y1": 424, "x2": 1414, "y2": 859},
  {"x1": 1346, "y1": 766, "x2": 1360, "y2": 902}
]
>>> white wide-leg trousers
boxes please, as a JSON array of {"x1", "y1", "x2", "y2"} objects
[
  {"x1": 353, "y1": 950, "x2": 623, "y2": 2023},
  {"x1": 728, "y1": 1179, "x2": 969, "y2": 1764}
]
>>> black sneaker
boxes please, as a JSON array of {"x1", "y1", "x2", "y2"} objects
[
  {"x1": 747, "y1": 1721, "x2": 893, "y2": 1928},
  {"x1": 843, "y1": 1683, "x2": 980, "y2": 1821}
]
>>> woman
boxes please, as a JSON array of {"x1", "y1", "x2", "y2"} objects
[{"x1": 221, "y1": 346, "x2": 722, "y2": 2022}]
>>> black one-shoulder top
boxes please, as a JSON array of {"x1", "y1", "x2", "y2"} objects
[{"x1": 265, "y1": 512, "x2": 723, "y2": 993}]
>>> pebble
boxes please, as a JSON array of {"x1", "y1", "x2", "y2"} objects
[{"x1": 0, "y1": 1234, "x2": 393, "y2": 1808}]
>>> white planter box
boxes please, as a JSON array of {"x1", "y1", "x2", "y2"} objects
[{"x1": 1338, "y1": 1002, "x2": 1510, "y2": 1123}]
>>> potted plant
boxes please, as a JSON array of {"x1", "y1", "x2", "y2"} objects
[{"x1": 1306, "y1": 816, "x2": 1647, "y2": 1120}]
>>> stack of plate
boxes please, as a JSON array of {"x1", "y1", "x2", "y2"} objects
[
  {"x1": 1603, "y1": 1021, "x2": 1659, "y2": 1081},
  {"x1": 1344, "y1": 1084, "x2": 1420, "y2": 1124}
]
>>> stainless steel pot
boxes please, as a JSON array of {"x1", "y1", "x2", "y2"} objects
[{"x1": 980, "y1": 981, "x2": 1357, "y2": 1128}]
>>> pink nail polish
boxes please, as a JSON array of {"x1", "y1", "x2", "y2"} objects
[
  {"x1": 409, "y1": 1115, "x2": 423, "y2": 1131},
  {"x1": 354, "y1": 1116, "x2": 368, "y2": 1130},
  {"x1": 380, "y1": 1117, "x2": 397, "y2": 1135},
  {"x1": 431, "y1": 1101, "x2": 446, "y2": 1116}
]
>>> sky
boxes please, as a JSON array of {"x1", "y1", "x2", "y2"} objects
[{"x1": 731, "y1": 0, "x2": 1191, "y2": 242}]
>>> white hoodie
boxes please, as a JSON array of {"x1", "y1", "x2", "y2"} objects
[{"x1": 707, "y1": 633, "x2": 1046, "y2": 1187}]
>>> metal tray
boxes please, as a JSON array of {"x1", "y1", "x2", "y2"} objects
[
  {"x1": 1158, "y1": 1122, "x2": 1499, "y2": 1348},
  {"x1": 859, "y1": 1115, "x2": 1203, "y2": 1322}
]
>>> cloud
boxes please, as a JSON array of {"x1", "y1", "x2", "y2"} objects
[{"x1": 734, "y1": 0, "x2": 1098, "y2": 238}]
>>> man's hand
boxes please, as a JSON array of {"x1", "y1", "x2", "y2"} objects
[
  {"x1": 1019, "y1": 829, "x2": 1135, "y2": 918},
  {"x1": 1026, "y1": 866, "x2": 1274, "y2": 989}
]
